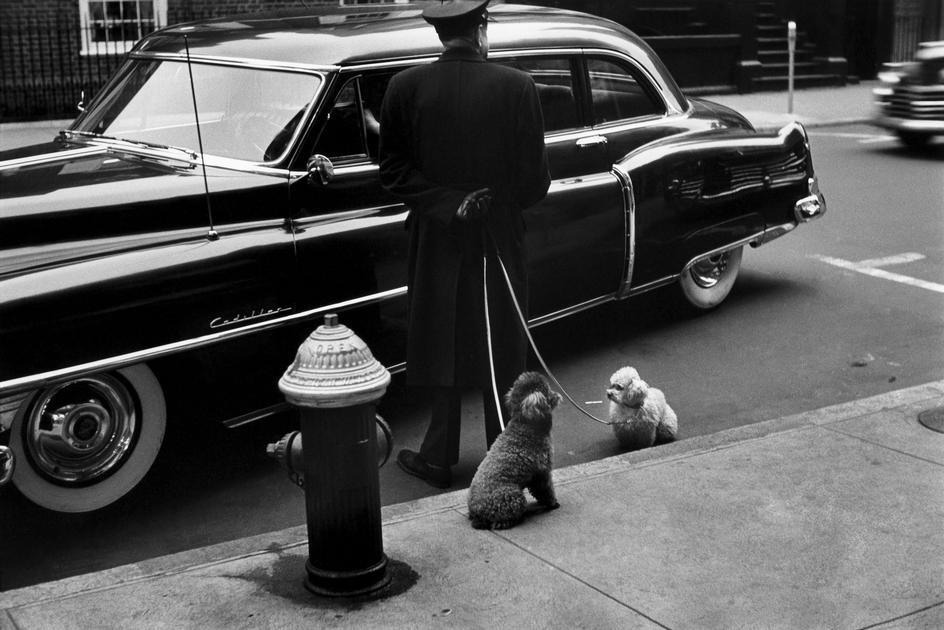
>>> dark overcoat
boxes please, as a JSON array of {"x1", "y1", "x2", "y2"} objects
[{"x1": 379, "y1": 46, "x2": 551, "y2": 388}]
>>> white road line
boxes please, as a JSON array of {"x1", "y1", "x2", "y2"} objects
[
  {"x1": 859, "y1": 136, "x2": 896, "y2": 144},
  {"x1": 807, "y1": 131, "x2": 896, "y2": 144},
  {"x1": 811, "y1": 254, "x2": 944, "y2": 294},
  {"x1": 856, "y1": 252, "x2": 926, "y2": 268}
]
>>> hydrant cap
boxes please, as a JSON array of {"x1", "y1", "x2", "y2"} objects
[{"x1": 279, "y1": 314, "x2": 391, "y2": 408}]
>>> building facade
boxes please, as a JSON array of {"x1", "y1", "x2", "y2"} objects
[{"x1": 1, "y1": 0, "x2": 942, "y2": 121}]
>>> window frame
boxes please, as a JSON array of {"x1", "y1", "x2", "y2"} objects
[
  {"x1": 491, "y1": 54, "x2": 587, "y2": 134},
  {"x1": 79, "y1": 0, "x2": 168, "y2": 57},
  {"x1": 582, "y1": 53, "x2": 668, "y2": 128}
]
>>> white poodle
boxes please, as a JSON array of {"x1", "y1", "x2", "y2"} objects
[{"x1": 606, "y1": 366, "x2": 678, "y2": 450}]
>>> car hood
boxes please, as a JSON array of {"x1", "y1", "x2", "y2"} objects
[{"x1": 0, "y1": 141, "x2": 280, "y2": 277}]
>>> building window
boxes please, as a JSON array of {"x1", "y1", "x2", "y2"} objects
[{"x1": 79, "y1": 0, "x2": 167, "y2": 55}]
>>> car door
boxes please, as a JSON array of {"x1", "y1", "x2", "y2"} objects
[
  {"x1": 288, "y1": 70, "x2": 410, "y2": 369},
  {"x1": 490, "y1": 53, "x2": 627, "y2": 320}
]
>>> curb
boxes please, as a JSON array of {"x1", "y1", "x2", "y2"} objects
[{"x1": 3, "y1": 379, "x2": 943, "y2": 610}]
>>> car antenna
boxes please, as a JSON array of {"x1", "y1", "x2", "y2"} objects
[{"x1": 183, "y1": 33, "x2": 218, "y2": 242}]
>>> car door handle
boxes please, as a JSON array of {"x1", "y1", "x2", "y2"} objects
[{"x1": 576, "y1": 135, "x2": 608, "y2": 149}]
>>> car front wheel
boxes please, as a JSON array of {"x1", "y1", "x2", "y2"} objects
[
  {"x1": 9, "y1": 364, "x2": 166, "y2": 513},
  {"x1": 678, "y1": 246, "x2": 743, "y2": 310}
]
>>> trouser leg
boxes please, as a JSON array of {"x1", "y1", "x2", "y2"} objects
[{"x1": 419, "y1": 386, "x2": 461, "y2": 468}]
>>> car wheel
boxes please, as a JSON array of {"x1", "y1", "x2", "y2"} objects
[
  {"x1": 897, "y1": 131, "x2": 930, "y2": 148},
  {"x1": 678, "y1": 246, "x2": 743, "y2": 310},
  {"x1": 9, "y1": 364, "x2": 166, "y2": 513}
]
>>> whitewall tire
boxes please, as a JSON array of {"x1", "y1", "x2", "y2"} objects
[
  {"x1": 679, "y1": 246, "x2": 743, "y2": 310},
  {"x1": 9, "y1": 364, "x2": 166, "y2": 513}
]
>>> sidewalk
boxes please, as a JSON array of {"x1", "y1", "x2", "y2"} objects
[
  {"x1": 2, "y1": 381, "x2": 942, "y2": 629},
  {"x1": 0, "y1": 82, "x2": 879, "y2": 152},
  {"x1": 703, "y1": 81, "x2": 878, "y2": 131}
]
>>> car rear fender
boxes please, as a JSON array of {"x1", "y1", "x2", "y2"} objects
[{"x1": 613, "y1": 121, "x2": 825, "y2": 292}]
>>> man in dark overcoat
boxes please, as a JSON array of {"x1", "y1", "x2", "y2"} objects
[{"x1": 379, "y1": 0, "x2": 550, "y2": 488}]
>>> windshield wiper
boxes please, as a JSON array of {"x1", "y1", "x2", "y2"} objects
[{"x1": 59, "y1": 130, "x2": 198, "y2": 161}]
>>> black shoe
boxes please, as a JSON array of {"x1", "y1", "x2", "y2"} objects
[{"x1": 397, "y1": 449, "x2": 451, "y2": 489}]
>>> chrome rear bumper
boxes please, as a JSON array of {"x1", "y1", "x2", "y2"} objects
[{"x1": 794, "y1": 176, "x2": 827, "y2": 222}]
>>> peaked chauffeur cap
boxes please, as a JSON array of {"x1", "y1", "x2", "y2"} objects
[{"x1": 422, "y1": 0, "x2": 491, "y2": 35}]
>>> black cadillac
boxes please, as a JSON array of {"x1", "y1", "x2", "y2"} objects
[{"x1": 0, "y1": 3, "x2": 826, "y2": 513}]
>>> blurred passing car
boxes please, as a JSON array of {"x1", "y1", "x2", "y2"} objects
[
  {"x1": 0, "y1": 3, "x2": 826, "y2": 513},
  {"x1": 873, "y1": 40, "x2": 944, "y2": 147}
]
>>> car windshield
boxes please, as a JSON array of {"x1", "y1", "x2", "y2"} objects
[{"x1": 75, "y1": 60, "x2": 321, "y2": 163}]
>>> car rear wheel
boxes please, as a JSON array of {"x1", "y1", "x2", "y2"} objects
[
  {"x1": 9, "y1": 364, "x2": 166, "y2": 513},
  {"x1": 678, "y1": 246, "x2": 743, "y2": 310}
]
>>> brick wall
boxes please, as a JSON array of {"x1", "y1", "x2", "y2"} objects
[{"x1": 0, "y1": 0, "x2": 358, "y2": 121}]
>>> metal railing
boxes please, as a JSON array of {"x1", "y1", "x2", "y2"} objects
[{"x1": 1, "y1": 15, "x2": 161, "y2": 121}]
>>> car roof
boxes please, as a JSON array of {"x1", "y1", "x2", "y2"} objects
[
  {"x1": 141, "y1": 4, "x2": 638, "y2": 65},
  {"x1": 136, "y1": 3, "x2": 686, "y2": 113},
  {"x1": 131, "y1": 2, "x2": 687, "y2": 111}
]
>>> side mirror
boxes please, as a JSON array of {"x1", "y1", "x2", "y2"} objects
[{"x1": 307, "y1": 154, "x2": 335, "y2": 186}]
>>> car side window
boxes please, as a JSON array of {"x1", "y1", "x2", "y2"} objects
[
  {"x1": 313, "y1": 73, "x2": 395, "y2": 163},
  {"x1": 587, "y1": 58, "x2": 663, "y2": 125},
  {"x1": 313, "y1": 79, "x2": 368, "y2": 162},
  {"x1": 493, "y1": 56, "x2": 580, "y2": 133}
]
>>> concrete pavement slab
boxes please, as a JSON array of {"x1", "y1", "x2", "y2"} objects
[
  {"x1": 7, "y1": 510, "x2": 662, "y2": 630},
  {"x1": 869, "y1": 603, "x2": 944, "y2": 629},
  {"x1": 500, "y1": 421, "x2": 944, "y2": 629},
  {"x1": 2, "y1": 381, "x2": 943, "y2": 629},
  {"x1": 828, "y1": 398, "x2": 944, "y2": 466}
]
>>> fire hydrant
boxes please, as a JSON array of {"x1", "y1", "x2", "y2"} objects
[{"x1": 271, "y1": 313, "x2": 391, "y2": 597}]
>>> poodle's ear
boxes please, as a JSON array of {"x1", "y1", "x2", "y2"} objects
[{"x1": 549, "y1": 390, "x2": 562, "y2": 409}]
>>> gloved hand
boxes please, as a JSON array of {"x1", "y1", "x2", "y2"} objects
[{"x1": 455, "y1": 187, "x2": 493, "y2": 222}]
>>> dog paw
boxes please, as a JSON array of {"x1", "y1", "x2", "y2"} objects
[
  {"x1": 547, "y1": 501, "x2": 560, "y2": 511},
  {"x1": 492, "y1": 520, "x2": 518, "y2": 530}
]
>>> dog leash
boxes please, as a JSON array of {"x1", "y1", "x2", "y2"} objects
[{"x1": 482, "y1": 229, "x2": 613, "y2": 427}]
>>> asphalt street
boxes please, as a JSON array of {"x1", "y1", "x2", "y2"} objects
[{"x1": 1, "y1": 123, "x2": 942, "y2": 591}]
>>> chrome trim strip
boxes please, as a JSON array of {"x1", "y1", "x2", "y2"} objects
[
  {"x1": 626, "y1": 275, "x2": 679, "y2": 297},
  {"x1": 548, "y1": 171, "x2": 618, "y2": 193},
  {"x1": 528, "y1": 294, "x2": 616, "y2": 328},
  {"x1": 343, "y1": 57, "x2": 437, "y2": 72},
  {"x1": 610, "y1": 166, "x2": 636, "y2": 298},
  {"x1": 0, "y1": 286, "x2": 409, "y2": 396},
  {"x1": 0, "y1": 146, "x2": 107, "y2": 172},
  {"x1": 132, "y1": 51, "x2": 337, "y2": 73},
  {"x1": 221, "y1": 403, "x2": 292, "y2": 429}
]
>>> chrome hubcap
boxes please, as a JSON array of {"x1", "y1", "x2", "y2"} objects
[
  {"x1": 689, "y1": 251, "x2": 730, "y2": 289},
  {"x1": 25, "y1": 375, "x2": 137, "y2": 485}
]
